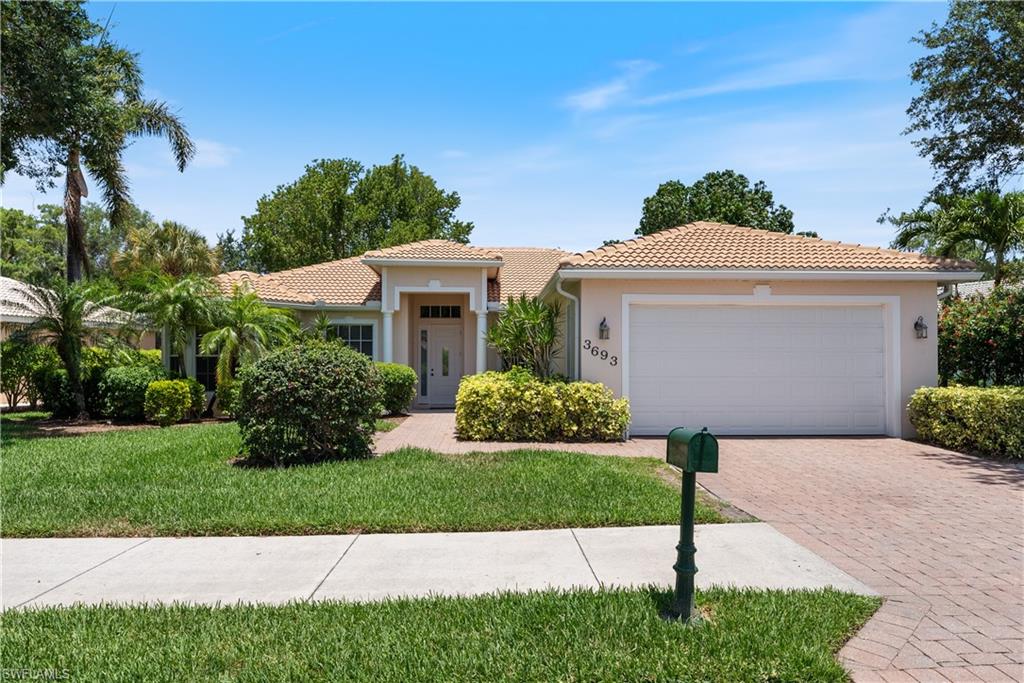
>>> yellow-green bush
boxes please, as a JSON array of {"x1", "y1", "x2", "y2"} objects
[
  {"x1": 908, "y1": 386, "x2": 1024, "y2": 458},
  {"x1": 144, "y1": 380, "x2": 192, "y2": 427},
  {"x1": 456, "y1": 369, "x2": 629, "y2": 442}
]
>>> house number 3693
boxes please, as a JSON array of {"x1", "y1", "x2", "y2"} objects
[{"x1": 583, "y1": 339, "x2": 618, "y2": 366}]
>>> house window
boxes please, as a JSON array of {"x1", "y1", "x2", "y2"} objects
[
  {"x1": 331, "y1": 324, "x2": 374, "y2": 357},
  {"x1": 420, "y1": 305, "x2": 461, "y2": 319},
  {"x1": 195, "y1": 331, "x2": 217, "y2": 392}
]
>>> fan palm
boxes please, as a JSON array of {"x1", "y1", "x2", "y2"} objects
[
  {"x1": 120, "y1": 275, "x2": 217, "y2": 376},
  {"x1": 112, "y1": 221, "x2": 219, "y2": 279},
  {"x1": 1, "y1": 280, "x2": 112, "y2": 418},
  {"x1": 890, "y1": 190, "x2": 1024, "y2": 285},
  {"x1": 200, "y1": 285, "x2": 298, "y2": 383}
]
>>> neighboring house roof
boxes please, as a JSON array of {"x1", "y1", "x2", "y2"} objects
[
  {"x1": 362, "y1": 240, "x2": 502, "y2": 265},
  {"x1": 214, "y1": 256, "x2": 381, "y2": 307},
  {"x1": 0, "y1": 276, "x2": 137, "y2": 327},
  {"x1": 953, "y1": 280, "x2": 995, "y2": 297},
  {"x1": 559, "y1": 222, "x2": 978, "y2": 273},
  {"x1": 488, "y1": 247, "x2": 570, "y2": 302}
]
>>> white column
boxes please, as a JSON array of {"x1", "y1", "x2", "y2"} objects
[
  {"x1": 381, "y1": 311, "x2": 394, "y2": 363},
  {"x1": 184, "y1": 326, "x2": 197, "y2": 379},
  {"x1": 475, "y1": 309, "x2": 488, "y2": 373},
  {"x1": 161, "y1": 324, "x2": 172, "y2": 373}
]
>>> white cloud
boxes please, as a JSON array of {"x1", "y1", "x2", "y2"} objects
[
  {"x1": 562, "y1": 59, "x2": 658, "y2": 113},
  {"x1": 191, "y1": 138, "x2": 240, "y2": 168}
]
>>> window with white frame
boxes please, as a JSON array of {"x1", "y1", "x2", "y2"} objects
[{"x1": 330, "y1": 323, "x2": 374, "y2": 357}]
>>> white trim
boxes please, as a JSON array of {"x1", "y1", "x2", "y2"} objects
[
  {"x1": 328, "y1": 316, "x2": 380, "y2": 361},
  {"x1": 392, "y1": 285, "x2": 480, "y2": 313},
  {"x1": 363, "y1": 258, "x2": 503, "y2": 269},
  {"x1": 562, "y1": 268, "x2": 983, "y2": 282},
  {"x1": 555, "y1": 275, "x2": 581, "y2": 380},
  {"x1": 620, "y1": 293, "x2": 902, "y2": 438}
]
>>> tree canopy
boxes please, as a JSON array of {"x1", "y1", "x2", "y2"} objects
[
  {"x1": 637, "y1": 170, "x2": 795, "y2": 236},
  {"x1": 905, "y1": 1, "x2": 1024, "y2": 195},
  {"x1": 241, "y1": 155, "x2": 474, "y2": 272}
]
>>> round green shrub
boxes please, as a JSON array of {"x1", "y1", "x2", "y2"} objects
[
  {"x1": 375, "y1": 362, "x2": 418, "y2": 415},
  {"x1": 144, "y1": 380, "x2": 191, "y2": 427},
  {"x1": 216, "y1": 379, "x2": 240, "y2": 417},
  {"x1": 237, "y1": 341, "x2": 380, "y2": 465},
  {"x1": 31, "y1": 363, "x2": 76, "y2": 418},
  {"x1": 100, "y1": 364, "x2": 166, "y2": 420}
]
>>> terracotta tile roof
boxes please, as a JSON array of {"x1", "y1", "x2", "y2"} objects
[
  {"x1": 487, "y1": 247, "x2": 570, "y2": 302},
  {"x1": 560, "y1": 222, "x2": 977, "y2": 272},
  {"x1": 362, "y1": 239, "x2": 502, "y2": 262},
  {"x1": 214, "y1": 257, "x2": 381, "y2": 306}
]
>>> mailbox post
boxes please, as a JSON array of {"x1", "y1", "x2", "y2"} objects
[{"x1": 665, "y1": 427, "x2": 719, "y2": 623}]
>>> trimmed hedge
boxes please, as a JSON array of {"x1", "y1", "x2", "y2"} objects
[
  {"x1": 183, "y1": 377, "x2": 206, "y2": 418},
  {"x1": 100, "y1": 364, "x2": 166, "y2": 420},
  {"x1": 237, "y1": 341, "x2": 380, "y2": 465},
  {"x1": 456, "y1": 368, "x2": 630, "y2": 442},
  {"x1": 909, "y1": 386, "x2": 1024, "y2": 458},
  {"x1": 144, "y1": 380, "x2": 192, "y2": 427},
  {"x1": 375, "y1": 362, "x2": 418, "y2": 415}
]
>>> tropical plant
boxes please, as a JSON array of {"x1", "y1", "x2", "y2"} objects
[
  {"x1": 0, "y1": 1, "x2": 194, "y2": 282},
  {"x1": 120, "y1": 275, "x2": 217, "y2": 378},
  {"x1": 303, "y1": 310, "x2": 333, "y2": 340},
  {"x1": 199, "y1": 285, "x2": 298, "y2": 383},
  {"x1": 939, "y1": 286, "x2": 1024, "y2": 386},
  {"x1": 885, "y1": 190, "x2": 1024, "y2": 284},
  {"x1": 0, "y1": 280, "x2": 112, "y2": 418},
  {"x1": 487, "y1": 295, "x2": 562, "y2": 378},
  {"x1": 112, "y1": 220, "x2": 219, "y2": 279}
]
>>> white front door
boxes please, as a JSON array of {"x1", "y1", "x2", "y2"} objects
[
  {"x1": 421, "y1": 324, "x2": 463, "y2": 406},
  {"x1": 627, "y1": 304, "x2": 888, "y2": 435}
]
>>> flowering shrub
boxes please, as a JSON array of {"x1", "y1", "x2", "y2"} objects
[
  {"x1": 456, "y1": 368, "x2": 629, "y2": 442},
  {"x1": 939, "y1": 287, "x2": 1024, "y2": 386},
  {"x1": 909, "y1": 386, "x2": 1024, "y2": 458}
]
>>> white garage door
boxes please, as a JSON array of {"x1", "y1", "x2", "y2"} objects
[{"x1": 628, "y1": 304, "x2": 887, "y2": 435}]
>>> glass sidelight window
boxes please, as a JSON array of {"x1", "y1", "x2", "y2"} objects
[{"x1": 419, "y1": 329, "x2": 428, "y2": 396}]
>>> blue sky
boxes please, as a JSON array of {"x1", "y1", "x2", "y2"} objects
[{"x1": 3, "y1": 1, "x2": 949, "y2": 253}]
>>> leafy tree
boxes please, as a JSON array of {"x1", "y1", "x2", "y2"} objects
[
  {"x1": 0, "y1": 280, "x2": 110, "y2": 418},
  {"x1": 0, "y1": 340, "x2": 52, "y2": 408},
  {"x1": 216, "y1": 228, "x2": 249, "y2": 272},
  {"x1": 939, "y1": 286, "x2": 1024, "y2": 386},
  {"x1": 884, "y1": 190, "x2": 1024, "y2": 285},
  {"x1": 0, "y1": 0, "x2": 194, "y2": 282},
  {"x1": 113, "y1": 220, "x2": 219, "y2": 279},
  {"x1": 0, "y1": 208, "x2": 64, "y2": 287},
  {"x1": 200, "y1": 285, "x2": 298, "y2": 383},
  {"x1": 906, "y1": 1, "x2": 1024, "y2": 194},
  {"x1": 637, "y1": 170, "x2": 795, "y2": 236},
  {"x1": 241, "y1": 155, "x2": 473, "y2": 272},
  {"x1": 486, "y1": 295, "x2": 562, "y2": 378},
  {"x1": 121, "y1": 275, "x2": 217, "y2": 378}
]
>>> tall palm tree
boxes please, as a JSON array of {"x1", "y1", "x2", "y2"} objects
[
  {"x1": 889, "y1": 190, "x2": 1024, "y2": 284},
  {"x1": 121, "y1": 275, "x2": 217, "y2": 377},
  {"x1": 200, "y1": 285, "x2": 298, "y2": 383},
  {"x1": 113, "y1": 220, "x2": 220, "y2": 279},
  {"x1": 1, "y1": 281, "x2": 111, "y2": 418}
]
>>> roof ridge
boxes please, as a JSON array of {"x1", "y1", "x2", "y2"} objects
[{"x1": 363, "y1": 239, "x2": 501, "y2": 260}]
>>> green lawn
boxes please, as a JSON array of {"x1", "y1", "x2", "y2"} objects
[
  {"x1": 1, "y1": 587, "x2": 878, "y2": 682},
  {"x1": 2, "y1": 420, "x2": 720, "y2": 536}
]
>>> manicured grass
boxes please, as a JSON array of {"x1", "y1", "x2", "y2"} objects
[
  {"x1": 1, "y1": 587, "x2": 879, "y2": 682},
  {"x1": 2, "y1": 421, "x2": 720, "y2": 536},
  {"x1": 0, "y1": 410, "x2": 50, "y2": 445}
]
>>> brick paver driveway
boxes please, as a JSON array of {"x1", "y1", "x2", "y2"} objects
[{"x1": 700, "y1": 438, "x2": 1023, "y2": 683}]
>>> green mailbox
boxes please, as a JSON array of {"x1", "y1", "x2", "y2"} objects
[{"x1": 666, "y1": 427, "x2": 719, "y2": 473}]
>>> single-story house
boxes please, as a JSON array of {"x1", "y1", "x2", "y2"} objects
[{"x1": 206, "y1": 222, "x2": 980, "y2": 437}]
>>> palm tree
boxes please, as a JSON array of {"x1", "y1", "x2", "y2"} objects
[
  {"x1": 889, "y1": 190, "x2": 1024, "y2": 285},
  {"x1": 121, "y1": 275, "x2": 217, "y2": 377},
  {"x1": 200, "y1": 285, "x2": 298, "y2": 383},
  {"x1": 1, "y1": 281, "x2": 111, "y2": 418},
  {"x1": 113, "y1": 220, "x2": 220, "y2": 279}
]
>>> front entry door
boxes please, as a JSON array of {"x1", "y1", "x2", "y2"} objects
[{"x1": 421, "y1": 325, "x2": 463, "y2": 406}]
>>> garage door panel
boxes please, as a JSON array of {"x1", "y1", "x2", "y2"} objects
[{"x1": 628, "y1": 304, "x2": 887, "y2": 435}]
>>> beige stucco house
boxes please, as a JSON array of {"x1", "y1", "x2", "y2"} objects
[{"x1": 208, "y1": 222, "x2": 980, "y2": 438}]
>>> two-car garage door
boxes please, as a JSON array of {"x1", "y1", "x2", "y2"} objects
[{"x1": 627, "y1": 304, "x2": 887, "y2": 435}]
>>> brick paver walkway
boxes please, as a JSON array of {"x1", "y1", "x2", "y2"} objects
[{"x1": 377, "y1": 413, "x2": 1024, "y2": 682}]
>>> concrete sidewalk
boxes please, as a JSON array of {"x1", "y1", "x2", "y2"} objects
[{"x1": 2, "y1": 523, "x2": 873, "y2": 610}]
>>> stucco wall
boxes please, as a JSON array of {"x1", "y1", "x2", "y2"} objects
[{"x1": 575, "y1": 278, "x2": 939, "y2": 437}]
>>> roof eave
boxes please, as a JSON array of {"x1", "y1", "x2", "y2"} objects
[{"x1": 556, "y1": 268, "x2": 985, "y2": 282}]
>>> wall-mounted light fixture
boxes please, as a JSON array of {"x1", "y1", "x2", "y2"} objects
[
  {"x1": 914, "y1": 316, "x2": 928, "y2": 339},
  {"x1": 598, "y1": 317, "x2": 610, "y2": 340}
]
